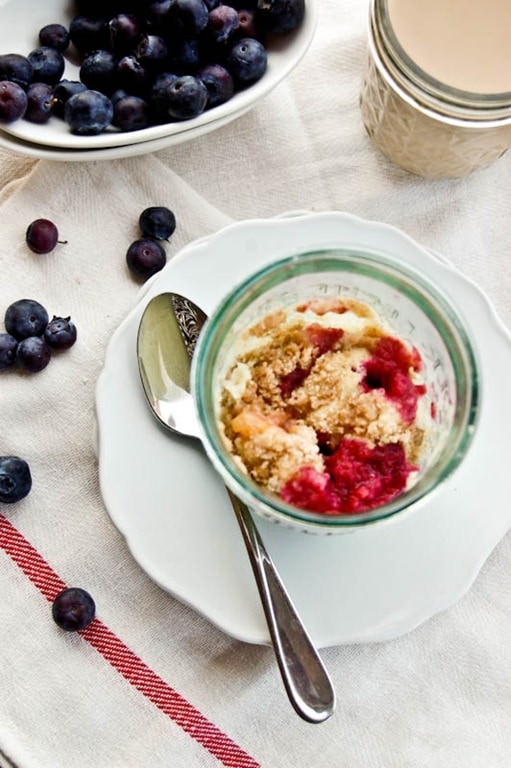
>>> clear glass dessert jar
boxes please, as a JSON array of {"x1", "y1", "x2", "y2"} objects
[
  {"x1": 192, "y1": 249, "x2": 479, "y2": 534},
  {"x1": 360, "y1": 0, "x2": 511, "y2": 178}
]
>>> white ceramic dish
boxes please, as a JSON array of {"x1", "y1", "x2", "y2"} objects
[
  {"x1": 0, "y1": 100, "x2": 251, "y2": 161},
  {"x1": 0, "y1": 0, "x2": 317, "y2": 150},
  {"x1": 95, "y1": 212, "x2": 511, "y2": 647}
]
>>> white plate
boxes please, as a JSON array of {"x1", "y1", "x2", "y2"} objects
[
  {"x1": 0, "y1": 0, "x2": 317, "y2": 150},
  {"x1": 0, "y1": 100, "x2": 251, "y2": 161},
  {"x1": 95, "y1": 212, "x2": 511, "y2": 647}
]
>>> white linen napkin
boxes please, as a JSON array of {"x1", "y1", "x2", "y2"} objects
[{"x1": 1, "y1": 1, "x2": 511, "y2": 767}]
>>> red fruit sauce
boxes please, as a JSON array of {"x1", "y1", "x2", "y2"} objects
[
  {"x1": 305, "y1": 324, "x2": 344, "y2": 356},
  {"x1": 279, "y1": 334, "x2": 424, "y2": 514},
  {"x1": 281, "y1": 438, "x2": 415, "y2": 515},
  {"x1": 362, "y1": 337, "x2": 425, "y2": 423}
]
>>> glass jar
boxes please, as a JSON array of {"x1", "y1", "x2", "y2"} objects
[
  {"x1": 192, "y1": 249, "x2": 479, "y2": 534},
  {"x1": 360, "y1": 0, "x2": 511, "y2": 178}
]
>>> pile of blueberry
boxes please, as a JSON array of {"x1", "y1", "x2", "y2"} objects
[
  {"x1": 0, "y1": 298, "x2": 77, "y2": 373},
  {"x1": 0, "y1": 0, "x2": 305, "y2": 135},
  {"x1": 1, "y1": 217, "x2": 93, "y2": 630},
  {"x1": 126, "y1": 204, "x2": 176, "y2": 279}
]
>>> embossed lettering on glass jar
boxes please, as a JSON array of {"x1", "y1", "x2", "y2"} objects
[{"x1": 360, "y1": 0, "x2": 511, "y2": 179}]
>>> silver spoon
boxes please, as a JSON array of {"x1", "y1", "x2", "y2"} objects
[{"x1": 137, "y1": 291, "x2": 336, "y2": 724}]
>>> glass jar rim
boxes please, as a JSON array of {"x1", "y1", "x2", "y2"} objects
[{"x1": 372, "y1": 0, "x2": 511, "y2": 117}]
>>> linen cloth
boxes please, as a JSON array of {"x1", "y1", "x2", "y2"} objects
[{"x1": 1, "y1": 1, "x2": 511, "y2": 767}]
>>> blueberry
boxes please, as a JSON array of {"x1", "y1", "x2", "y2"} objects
[
  {"x1": 52, "y1": 587, "x2": 95, "y2": 632},
  {"x1": 44, "y1": 316, "x2": 77, "y2": 350},
  {"x1": 146, "y1": 0, "x2": 178, "y2": 32},
  {"x1": 112, "y1": 95, "x2": 149, "y2": 131},
  {"x1": 149, "y1": 71, "x2": 178, "y2": 122},
  {"x1": 39, "y1": 23, "x2": 70, "y2": 52},
  {"x1": 52, "y1": 80, "x2": 87, "y2": 119},
  {"x1": 65, "y1": 89, "x2": 113, "y2": 135},
  {"x1": 26, "y1": 218, "x2": 63, "y2": 253},
  {"x1": 116, "y1": 55, "x2": 151, "y2": 97},
  {"x1": 134, "y1": 35, "x2": 169, "y2": 73},
  {"x1": 108, "y1": 14, "x2": 142, "y2": 55},
  {"x1": 227, "y1": 37, "x2": 267, "y2": 86},
  {"x1": 165, "y1": 75, "x2": 208, "y2": 120},
  {"x1": 69, "y1": 15, "x2": 109, "y2": 54},
  {"x1": 25, "y1": 83, "x2": 55, "y2": 124},
  {"x1": 0, "y1": 81, "x2": 28, "y2": 123},
  {"x1": 237, "y1": 8, "x2": 259, "y2": 37},
  {"x1": 256, "y1": 0, "x2": 305, "y2": 35},
  {"x1": 16, "y1": 336, "x2": 52, "y2": 372},
  {"x1": 198, "y1": 62, "x2": 234, "y2": 107},
  {"x1": 139, "y1": 206, "x2": 176, "y2": 240},
  {"x1": 5, "y1": 299, "x2": 49, "y2": 340},
  {"x1": 174, "y1": 0, "x2": 209, "y2": 35},
  {"x1": 207, "y1": 5, "x2": 240, "y2": 46},
  {"x1": 126, "y1": 238, "x2": 167, "y2": 279},
  {"x1": 0, "y1": 456, "x2": 32, "y2": 504},
  {"x1": 27, "y1": 47, "x2": 65, "y2": 85},
  {"x1": 110, "y1": 87, "x2": 130, "y2": 106},
  {"x1": 0, "y1": 53, "x2": 33, "y2": 89},
  {"x1": 80, "y1": 50, "x2": 118, "y2": 96},
  {"x1": 170, "y1": 36, "x2": 201, "y2": 74},
  {"x1": 0, "y1": 333, "x2": 18, "y2": 370}
]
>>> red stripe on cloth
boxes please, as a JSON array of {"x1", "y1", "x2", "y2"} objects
[{"x1": 0, "y1": 515, "x2": 261, "y2": 768}]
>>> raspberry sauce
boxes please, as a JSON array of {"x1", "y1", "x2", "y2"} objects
[
  {"x1": 281, "y1": 438, "x2": 415, "y2": 514},
  {"x1": 362, "y1": 337, "x2": 425, "y2": 423}
]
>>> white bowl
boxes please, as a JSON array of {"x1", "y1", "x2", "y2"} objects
[
  {"x1": 0, "y1": 0, "x2": 317, "y2": 151},
  {"x1": 0, "y1": 95, "x2": 252, "y2": 161}
]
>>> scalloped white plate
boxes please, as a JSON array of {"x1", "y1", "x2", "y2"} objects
[
  {"x1": 95, "y1": 212, "x2": 511, "y2": 647},
  {"x1": 0, "y1": 0, "x2": 317, "y2": 150}
]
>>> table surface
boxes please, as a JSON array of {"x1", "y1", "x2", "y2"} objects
[{"x1": 1, "y1": 2, "x2": 511, "y2": 767}]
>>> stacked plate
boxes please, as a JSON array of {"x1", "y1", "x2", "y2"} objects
[{"x1": 0, "y1": 0, "x2": 317, "y2": 161}]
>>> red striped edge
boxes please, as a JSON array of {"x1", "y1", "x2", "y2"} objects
[{"x1": 0, "y1": 515, "x2": 261, "y2": 768}]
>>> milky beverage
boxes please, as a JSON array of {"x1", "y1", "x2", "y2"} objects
[
  {"x1": 387, "y1": 0, "x2": 511, "y2": 93},
  {"x1": 360, "y1": 0, "x2": 511, "y2": 177}
]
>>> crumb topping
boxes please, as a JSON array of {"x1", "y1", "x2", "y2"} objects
[{"x1": 218, "y1": 298, "x2": 429, "y2": 513}]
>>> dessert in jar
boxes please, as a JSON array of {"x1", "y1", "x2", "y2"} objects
[
  {"x1": 360, "y1": 0, "x2": 511, "y2": 178},
  {"x1": 193, "y1": 249, "x2": 479, "y2": 533},
  {"x1": 218, "y1": 296, "x2": 431, "y2": 515}
]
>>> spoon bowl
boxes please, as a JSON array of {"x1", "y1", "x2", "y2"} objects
[
  {"x1": 136, "y1": 292, "x2": 336, "y2": 724},
  {"x1": 137, "y1": 293, "x2": 206, "y2": 440}
]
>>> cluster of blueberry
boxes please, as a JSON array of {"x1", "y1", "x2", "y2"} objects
[
  {"x1": 0, "y1": 216, "x2": 96, "y2": 630},
  {"x1": 0, "y1": 298, "x2": 77, "y2": 374},
  {"x1": 126, "y1": 205, "x2": 177, "y2": 279},
  {"x1": 0, "y1": 0, "x2": 305, "y2": 135}
]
